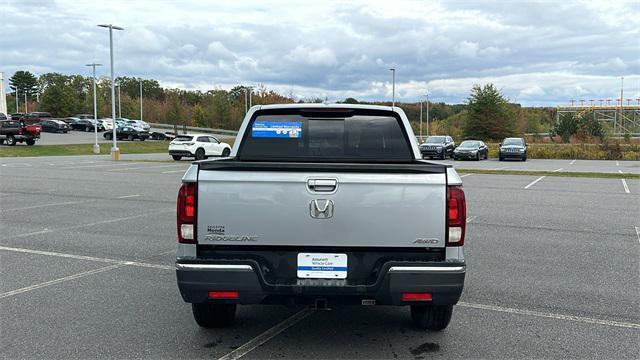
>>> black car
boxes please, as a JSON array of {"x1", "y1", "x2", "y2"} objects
[
  {"x1": 0, "y1": 113, "x2": 6, "y2": 120},
  {"x1": 453, "y1": 140, "x2": 488, "y2": 160},
  {"x1": 420, "y1": 135, "x2": 456, "y2": 159},
  {"x1": 71, "y1": 119, "x2": 103, "y2": 132},
  {"x1": 39, "y1": 119, "x2": 70, "y2": 133},
  {"x1": 103, "y1": 126, "x2": 149, "y2": 141},
  {"x1": 11, "y1": 112, "x2": 25, "y2": 120},
  {"x1": 149, "y1": 131, "x2": 166, "y2": 140},
  {"x1": 499, "y1": 137, "x2": 527, "y2": 161}
]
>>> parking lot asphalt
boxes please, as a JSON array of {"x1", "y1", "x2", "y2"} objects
[{"x1": 1, "y1": 156, "x2": 639, "y2": 359}]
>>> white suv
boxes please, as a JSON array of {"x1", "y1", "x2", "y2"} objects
[{"x1": 168, "y1": 134, "x2": 231, "y2": 161}]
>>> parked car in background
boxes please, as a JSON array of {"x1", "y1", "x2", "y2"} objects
[
  {"x1": 128, "y1": 119, "x2": 150, "y2": 131},
  {"x1": 0, "y1": 113, "x2": 7, "y2": 120},
  {"x1": 98, "y1": 119, "x2": 114, "y2": 131},
  {"x1": 419, "y1": 135, "x2": 456, "y2": 159},
  {"x1": 11, "y1": 113, "x2": 25, "y2": 120},
  {"x1": 62, "y1": 117, "x2": 80, "y2": 125},
  {"x1": 149, "y1": 131, "x2": 166, "y2": 140},
  {"x1": 0, "y1": 119, "x2": 41, "y2": 145},
  {"x1": 499, "y1": 137, "x2": 527, "y2": 161},
  {"x1": 103, "y1": 125, "x2": 149, "y2": 141},
  {"x1": 76, "y1": 114, "x2": 93, "y2": 120},
  {"x1": 71, "y1": 119, "x2": 104, "y2": 132},
  {"x1": 168, "y1": 134, "x2": 231, "y2": 160},
  {"x1": 20, "y1": 112, "x2": 52, "y2": 125},
  {"x1": 39, "y1": 119, "x2": 70, "y2": 133},
  {"x1": 453, "y1": 140, "x2": 488, "y2": 161}
]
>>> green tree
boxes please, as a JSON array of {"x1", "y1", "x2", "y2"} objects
[
  {"x1": 192, "y1": 105, "x2": 206, "y2": 127},
  {"x1": 554, "y1": 113, "x2": 578, "y2": 143},
  {"x1": 9, "y1": 71, "x2": 38, "y2": 99},
  {"x1": 462, "y1": 84, "x2": 515, "y2": 140},
  {"x1": 40, "y1": 83, "x2": 77, "y2": 116}
]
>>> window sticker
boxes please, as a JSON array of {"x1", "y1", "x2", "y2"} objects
[{"x1": 251, "y1": 121, "x2": 302, "y2": 138}]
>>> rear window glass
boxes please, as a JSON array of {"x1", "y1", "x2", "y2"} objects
[
  {"x1": 238, "y1": 112, "x2": 413, "y2": 162},
  {"x1": 175, "y1": 135, "x2": 193, "y2": 141}
]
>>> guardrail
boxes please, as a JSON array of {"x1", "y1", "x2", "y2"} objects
[{"x1": 148, "y1": 123, "x2": 238, "y2": 136}]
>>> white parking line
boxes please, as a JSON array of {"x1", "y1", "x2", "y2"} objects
[
  {"x1": 0, "y1": 264, "x2": 125, "y2": 299},
  {"x1": 524, "y1": 176, "x2": 545, "y2": 189},
  {"x1": 0, "y1": 200, "x2": 81, "y2": 212},
  {"x1": 466, "y1": 216, "x2": 476, "y2": 223},
  {"x1": 492, "y1": 167, "x2": 507, "y2": 170},
  {"x1": 621, "y1": 179, "x2": 630, "y2": 194},
  {"x1": 5, "y1": 210, "x2": 173, "y2": 239},
  {"x1": 116, "y1": 194, "x2": 141, "y2": 199},
  {"x1": 162, "y1": 170, "x2": 187, "y2": 174},
  {"x1": 108, "y1": 164, "x2": 185, "y2": 171},
  {"x1": 569, "y1": 159, "x2": 576, "y2": 165},
  {"x1": 553, "y1": 168, "x2": 563, "y2": 172},
  {"x1": 61, "y1": 162, "x2": 146, "y2": 169},
  {"x1": 458, "y1": 302, "x2": 640, "y2": 329},
  {"x1": 616, "y1": 161, "x2": 620, "y2": 166},
  {"x1": 217, "y1": 309, "x2": 315, "y2": 360},
  {"x1": 618, "y1": 170, "x2": 624, "y2": 174},
  {"x1": 635, "y1": 226, "x2": 640, "y2": 244}
]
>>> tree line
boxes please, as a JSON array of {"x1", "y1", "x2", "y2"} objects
[{"x1": 7, "y1": 70, "x2": 598, "y2": 142}]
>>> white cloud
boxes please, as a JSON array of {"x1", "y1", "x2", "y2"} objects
[{"x1": 286, "y1": 46, "x2": 338, "y2": 67}]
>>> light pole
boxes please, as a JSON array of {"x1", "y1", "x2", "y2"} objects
[
  {"x1": 98, "y1": 24, "x2": 124, "y2": 160},
  {"x1": 389, "y1": 68, "x2": 395, "y2": 107},
  {"x1": 425, "y1": 93, "x2": 430, "y2": 137},
  {"x1": 24, "y1": 92, "x2": 28, "y2": 113},
  {"x1": 15, "y1": 89, "x2": 19, "y2": 113},
  {"x1": 419, "y1": 99, "x2": 422, "y2": 142},
  {"x1": 117, "y1": 84, "x2": 122, "y2": 118},
  {"x1": 86, "y1": 63, "x2": 103, "y2": 154},
  {"x1": 139, "y1": 78, "x2": 143, "y2": 121}
]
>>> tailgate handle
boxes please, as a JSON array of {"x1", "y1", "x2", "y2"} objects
[{"x1": 307, "y1": 179, "x2": 337, "y2": 192}]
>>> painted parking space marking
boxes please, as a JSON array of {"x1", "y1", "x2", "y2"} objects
[
  {"x1": 524, "y1": 176, "x2": 545, "y2": 189},
  {"x1": 459, "y1": 174, "x2": 473, "y2": 178},
  {"x1": 116, "y1": 194, "x2": 141, "y2": 199},
  {"x1": 635, "y1": 226, "x2": 640, "y2": 244},
  {"x1": 0, "y1": 200, "x2": 82, "y2": 212},
  {"x1": 553, "y1": 168, "x2": 563, "y2": 172},
  {"x1": 570, "y1": 159, "x2": 576, "y2": 165},
  {"x1": 458, "y1": 302, "x2": 640, "y2": 330},
  {"x1": 162, "y1": 169, "x2": 187, "y2": 174},
  {"x1": 621, "y1": 179, "x2": 630, "y2": 194},
  {"x1": 466, "y1": 216, "x2": 476, "y2": 223},
  {"x1": 108, "y1": 164, "x2": 185, "y2": 171}
]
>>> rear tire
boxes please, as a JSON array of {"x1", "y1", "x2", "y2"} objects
[
  {"x1": 172, "y1": 155, "x2": 182, "y2": 161},
  {"x1": 6, "y1": 135, "x2": 16, "y2": 146},
  {"x1": 26, "y1": 139, "x2": 36, "y2": 146},
  {"x1": 192, "y1": 303, "x2": 236, "y2": 328},
  {"x1": 410, "y1": 305, "x2": 453, "y2": 331},
  {"x1": 195, "y1": 148, "x2": 205, "y2": 160},
  {"x1": 85, "y1": 126, "x2": 90, "y2": 132},
  {"x1": 105, "y1": 133, "x2": 112, "y2": 140},
  {"x1": 222, "y1": 148, "x2": 230, "y2": 157}
]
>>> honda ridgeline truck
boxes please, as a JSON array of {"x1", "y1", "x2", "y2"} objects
[{"x1": 176, "y1": 104, "x2": 467, "y2": 331}]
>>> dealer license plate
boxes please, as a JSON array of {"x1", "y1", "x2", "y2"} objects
[{"x1": 297, "y1": 253, "x2": 347, "y2": 279}]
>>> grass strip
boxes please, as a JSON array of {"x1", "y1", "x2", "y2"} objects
[
  {"x1": 0, "y1": 141, "x2": 170, "y2": 157},
  {"x1": 457, "y1": 168, "x2": 640, "y2": 179}
]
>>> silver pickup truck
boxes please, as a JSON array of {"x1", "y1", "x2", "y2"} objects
[{"x1": 176, "y1": 104, "x2": 466, "y2": 331}]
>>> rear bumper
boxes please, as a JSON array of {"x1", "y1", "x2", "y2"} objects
[
  {"x1": 169, "y1": 150, "x2": 194, "y2": 157},
  {"x1": 176, "y1": 261, "x2": 465, "y2": 306}
]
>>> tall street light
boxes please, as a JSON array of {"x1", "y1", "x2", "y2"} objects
[
  {"x1": 139, "y1": 78, "x2": 143, "y2": 121},
  {"x1": 425, "y1": 93, "x2": 430, "y2": 137},
  {"x1": 86, "y1": 63, "x2": 103, "y2": 154},
  {"x1": 389, "y1": 68, "x2": 395, "y2": 108},
  {"x1": 116, "y1": 84, "x2": 122, "y2": 118},
  {"x1": 98, "y1": 24, "x2": 124, "y2": 160},
  {"x1": 24, "y1": 92, "x2": 28, "y2": 113}
]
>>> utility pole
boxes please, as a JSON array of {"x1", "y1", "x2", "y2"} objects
[
  {"x1": 15, "y1": 89, "x2": 19, "y2": 113},
  {"x1": 620, "y1": 76, "x2": 624, "y2": 134},
  {"x1": 24, "y1": 92, "x2": 28, "y2": 113},
  {"x1": 245, "y1": 88, "x2": 248, "y2": 114},
  {"x1": 98, "y1": 23, "x2": 124, "y2": 160},
  {"x1": 117, "y1": 84, "x2": 122, "y2": 118},
  {"x1": 389, "y1": 68, "x2": 395, "y2": 107},
  {"x1": 86, "y1": 63, "x2": 103, "y2": 154}
]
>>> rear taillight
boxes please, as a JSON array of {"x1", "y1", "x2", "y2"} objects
[
  {"x1": 177, "y1": 182, "x2": 196, "y2": 243},
  {"x1": 402, "y1": 292, "x2": 433, "y2": 301},
  {"x1": 446, "y1": 185, "x2": 466, "y2": 246},
  {"x1": 208, "y1": 291, "x2": 239, "y2": 299}
]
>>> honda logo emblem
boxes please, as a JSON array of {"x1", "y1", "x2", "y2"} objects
[{"x1": 309, "y1": 199, "x2": 334, "y2": 219}]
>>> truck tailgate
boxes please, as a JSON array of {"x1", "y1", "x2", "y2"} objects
[{"x1": 196, "y1": 167, "x2": 446, "y2": 248}]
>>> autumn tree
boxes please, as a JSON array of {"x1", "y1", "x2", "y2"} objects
[{"x1": 462, "y1": 84, "x2": 515, "y2": 140}]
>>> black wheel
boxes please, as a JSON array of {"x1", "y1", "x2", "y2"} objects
[
  {"x1": 192, "y1": 303, "x2": 236, "y2": 328},
  {"x1": 25, "y1": 139, "x2": 36, "y2": 146},
  {"x1": 85, "y1": 126, "x2": 90, "y2": 132},
  {"x1": 522, "y1": 155, "x2": 527, "y2": 162},
  {"x1": 195, "y1": 148, "x2": 205, "y2": 160},
  {"x1": 222, "y1": 148, "x2": 230, "y2": 157},
  {"x1": 6, "y1": 135, "x2": 16, "y2": 146},
  {"x1": 499, "y1": 155, "x2": 504, "y2": 161},
  {"x1": 172, "y1": 155, "x2": 182, "y2": 161},
  {"x1": 105, "y1": 133, "x2": 112, "y2": 140},
  {"x1": 140, "y1": 137, "x2": 145, "y2": 141},
  {"x1": 475, "y1": 153, "x2": 480, "y2": 161},
  {"x1": 410, "y1": 305, "x2": 453, "y2": 331},
  {"x1": 127, "y1": 135, "x2": 134, "y2": 141}
]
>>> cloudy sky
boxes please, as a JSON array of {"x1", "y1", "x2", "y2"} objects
[{"x1": 2, "y1": 0, "x2": 639, "y2": 105}]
